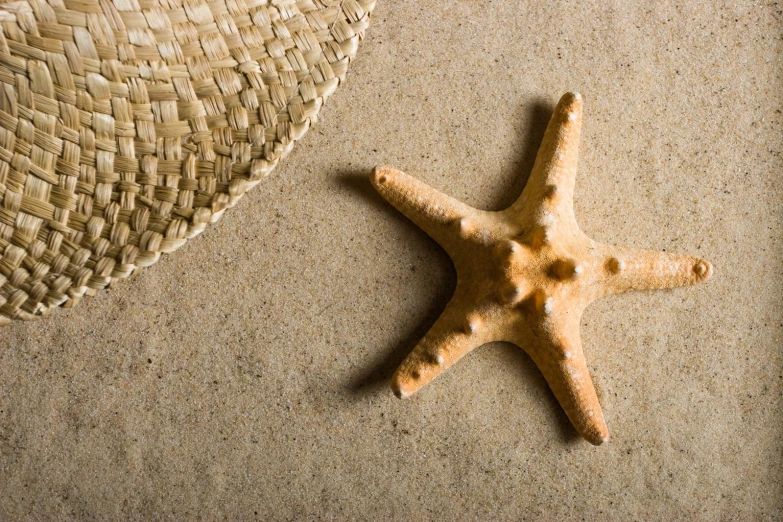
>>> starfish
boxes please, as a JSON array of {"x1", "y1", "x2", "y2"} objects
[{"x1": 369, "y1": 92, "x2": 713, "y2": 445}]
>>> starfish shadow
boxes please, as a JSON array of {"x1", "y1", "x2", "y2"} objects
[
  {"x1": 333, "y1": 170, "x2": 455, "y2": 395},
  {"x1": 345, "y1": 282, "x2": 451, "y2": 395},
  {"x1": 481, "y1": 97, "x2": 552, "y2": 211},
  {"x1": 335, "y1": 99, "x2": 583, "y2": 443},
  {"x1": 492, "y1": 342, "x2": 584, "y2": 445}
]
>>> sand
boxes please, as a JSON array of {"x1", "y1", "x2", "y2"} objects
[{"x1": 1, "y1": 1, "x2": 781, "y2": 520}]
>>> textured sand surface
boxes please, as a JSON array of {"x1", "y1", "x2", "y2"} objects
[{"x1": 1, "y1": 1, "x2": 781, "y2": 520}]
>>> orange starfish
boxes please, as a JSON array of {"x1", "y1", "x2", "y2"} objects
[{"x1": 369, "y1": 92, "x2": 713, "y2": 445}]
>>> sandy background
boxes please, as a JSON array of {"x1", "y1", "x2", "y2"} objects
[{"x1": 1, "y1": 1, "x2": 782, "y2": 520}]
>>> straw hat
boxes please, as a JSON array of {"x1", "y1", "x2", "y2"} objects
[{"x1": 0, "y1": 0, "x2": 374, "y2": 324}]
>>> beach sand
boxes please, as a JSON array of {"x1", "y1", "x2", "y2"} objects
[{"x1": 1, "y1": 1, "x2": 781, "y2": 519}]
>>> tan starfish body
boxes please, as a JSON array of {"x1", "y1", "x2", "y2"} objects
[{"x1": 369, "y1": 92, "x2": 713, "y2": 445}]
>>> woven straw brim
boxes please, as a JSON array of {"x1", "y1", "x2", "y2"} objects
[{"x1": 0, "y1": 0, "x2": 374, "y2": 324}]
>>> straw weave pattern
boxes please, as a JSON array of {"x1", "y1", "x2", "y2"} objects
[{"x1": 0, "y1": 0, "x2": 374, "y2": 324}]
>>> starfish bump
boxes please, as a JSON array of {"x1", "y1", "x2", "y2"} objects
[{"x1": 369, "y1": 92, "x2": 713, "y2": 445}]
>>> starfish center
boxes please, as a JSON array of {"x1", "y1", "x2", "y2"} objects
[{"x1": 485, "y1": 231, "x2": 588, "y2": 318}]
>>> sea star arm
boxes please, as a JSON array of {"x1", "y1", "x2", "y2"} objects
[
  {"x1": 370, "y1": 166, "x2": 476, "y2": 251},
  {"x1": 595, "y1": 245, "x2": 713, "y2": 297},
  {"x1": 506, "y1": 92, "x2": 584, "y2": 237},
  {"x1": 391, "y1": 299, "x2": 488, "y2": 399},
  {"x1": 518, "y1": 316, "x2": 609, "y2": 445}
]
